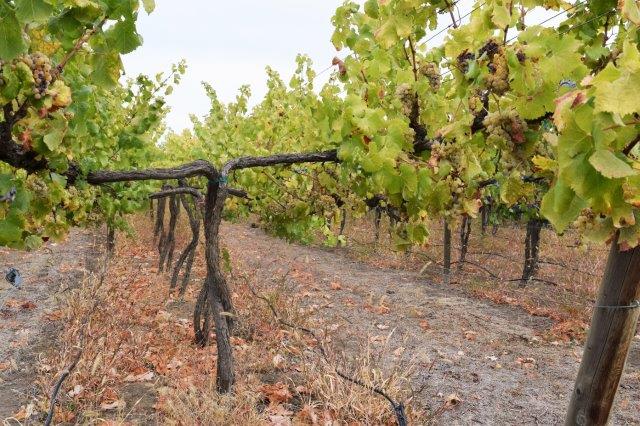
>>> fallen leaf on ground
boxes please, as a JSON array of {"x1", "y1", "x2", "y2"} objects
[
  {"x1": 419, "y1": 320, "x2": 431, "y2": 330},
  {"x1": 68, "y1": 384, "x2": 84, "y2": 397},
  {"x1": 259, "y1": 382, "x2": 292, "y2": 406},
  {"x1": 124, "y1": 371, "x2": 154, "y2": 382},
  {"x1": 20, "y1": 300, "x2": 37, "y2": 310},
  {"x1": 272, "y1": 354, "x2": 285, "y2": 368},
  {"x1": 42, "y1": 309, "x2": 65, "y2": 321},
  {"x1": 100, "y1": 400, "x2": 126, "y2": 411},
  {"x1": 330, "y1": 281, "x2": 342, "y2": 290}
]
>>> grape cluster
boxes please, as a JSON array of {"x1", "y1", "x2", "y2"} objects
[
  {"x1": 419, "y1": 61, "x2": 441, "y2": 91},
  {"x1": 469, "y1": 90, "x2": 490, "y2": 115},
  {"x1": 485, "y1": 50, "x2": 509, "y2": 95},
  {"x1": 395, "y1": 83, "x2": 415, "y2": 116},
  {"x1": 26, "y1": 176, "x2": 48, "y2": 198},
  {"x1": 457, "y1": 50, "x2": 475, "y2": 74},
  {"x1": 445, "y1": 173, "x2": 465, "y2": 195},
  {"x1": 573, "y1": 209, "x2": 596, "y2": 232},
  {"x1": 430, "y1": 139, "x2": 457, "y2": 160},
  {"x1": 21, "y1": 52, "x2": 53, "y2": 100},
  {"x1": 483, "y1": 109, "x2": 527, "y2": 146}
]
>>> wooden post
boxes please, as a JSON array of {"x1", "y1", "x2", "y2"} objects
[
  {"x1": 565, "y1": 234, "x2": 640, "y2": 425},
  {"x1": 443, "y1": 221, "x2": 451, "y2": 284}
]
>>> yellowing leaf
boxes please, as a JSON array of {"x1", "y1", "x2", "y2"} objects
[{"x1": 589, "y1": 150, "x2": 638, "y2": 178}]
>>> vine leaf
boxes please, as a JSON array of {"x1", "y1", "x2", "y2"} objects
[
  {"x1": 15, "y1": 0, "x2": 52, "y2": 23},
  {"x1": 142, "y1": 0, "x2": 155, "y2": 14},
  {"x1": 589, "y1": 149, "x2": 638, "y2": 179},
  {"x1": 106, "y1": 18, "x2": 142, "y2": 54},
  {"x1": 0, "y1": 3, "x2": 27, "y2": 60},
  {"x1": 541, "y1": 180, "x2": 586, "y2": 233}
]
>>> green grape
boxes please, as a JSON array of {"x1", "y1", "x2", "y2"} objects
[
  {"x1": 395, "y1": 83, "x2": 415, "y2": 116},
  {"x1": 483, "y1": 109, "x2": 528, "y2": 147},
  {"x1": 419, "y1": 61, "x2": 441, "y2": 91}
]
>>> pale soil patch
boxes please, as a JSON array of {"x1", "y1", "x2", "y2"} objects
[{"x1": 0, "y1": 229, "x2": 101, "y2": 423}]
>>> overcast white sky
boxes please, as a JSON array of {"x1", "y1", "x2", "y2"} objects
[
  {"x1": 121, "y1": 1, "x2": 565, "y2": 133},
  {"x1": 121, "y1": 0, "x2": 347, "y2": 132}
]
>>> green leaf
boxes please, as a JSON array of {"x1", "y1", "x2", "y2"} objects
[
  {"x1": 142, "y1": 0, "x2": 155, "y2": 14},
  {"x1": 492, "y1": 4, "x2": 510, "y2": 28},
  {"x1": 594, "y1": 42, "x2": 640, "y2": 115},
  {"x1": 106, "y1": 18, "x2": 142, "y2": 54},
  {"x1": 0, "y1": 3, "x2": 27, "y2": 60},
  {"x1": 0, "y1": 212, "x2": 23, "y2": 244},
  {"x1": 541, "y1": 180, "x2": 586, "y2": 233},
  {"x1": 91, "y1": 46, "x2": 122, "y2": 87},
  {"x1": 363, "y1": 0, "x2": 378, "y2": 18},
  {"x1": 374, "y1": 19, "x2": 397, "y2": 49},
  {"x1": 15, "y1": 0, "x2": 53, "y2": 23},
  {"x1": 620, "y1": 0, "x2": 640, "y2": 25},
  {"x1": 589, "y1": 149, "x2": 638, "y2": 179}
]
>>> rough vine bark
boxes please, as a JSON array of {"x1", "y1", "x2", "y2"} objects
[
  {"x1": 153, "y1": 194, "x2": 166, "y2": 243},
  {"x1": 480, "y1": 203, "x2": 490, "y2": 236},
  {"x1": 457, "y1": 216, "x2": 471, "y2": 271},
  {"x1": 443, "y1": 221, "x2": 451, "y2": 284},
  {"x1": 172, "y1": 194, "x2": 200, "y2": 294},
  {"x1": 158, "y1": 194, "x2": 180, "y2": 272},
  {"x1": 72, "y1": 150, "x2": 338, "y2": 394},
  {"x1": 521, "y1": 218, "x2": 543, "y2": 284}
]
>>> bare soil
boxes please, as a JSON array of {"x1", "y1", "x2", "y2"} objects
[
  {"x1": 0, "y1": 229, "x2": 101, "y2": 422},
  {"x1": 221, "y1": 222, "x2": 640, "y2": 425}
]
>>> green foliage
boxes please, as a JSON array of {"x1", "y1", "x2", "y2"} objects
[{"x1": 2, "y1": 0, "x2": 640, "y2": 252}]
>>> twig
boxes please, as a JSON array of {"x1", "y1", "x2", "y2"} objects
[
  {"x1": 54, "y1": 18, "x2": 107, "y2": 79},
  {"x1": 44, "y1": 351, "x2": 81, "y2": 426}
]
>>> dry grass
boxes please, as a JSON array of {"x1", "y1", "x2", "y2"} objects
[{"x1": 37, "y1": 213, "x2": 423, "y2": 425}]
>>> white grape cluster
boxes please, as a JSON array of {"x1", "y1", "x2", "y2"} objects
[
  {"x1": 419, "y1": 61, "x2": 441, "y2": 91},
  {"x1": 431, "y1": 140, "x2": 466, "y2": 195},
  {"x1": 445, "y1": 173, "x2": 465, "y2": 195},
  {"x1": 395, "y1": 83, "x2": 415, "y2": 117},
  {"x1": 573, "y1": 209, "x2": 596, "y2": 232},
  {"x1": 482, "y1": 109, "x2": 528, "y2": 147},
  {"x1": 21, "y1": 52, "x2": 53, "y2": 100},
  {"x1": 481, "y1": 40, "x2": 509, "y2": 96}
]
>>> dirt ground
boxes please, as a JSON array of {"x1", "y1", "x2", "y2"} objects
[
  {"x1": 1, "y1": 221, "x2": 639, "y2": 425},
  {"x1": 220, "y1": 222, "x2": 640, "y2": 425},
  {"x1": 0, "y1": 228, "x2": 101, "y2": 423}
]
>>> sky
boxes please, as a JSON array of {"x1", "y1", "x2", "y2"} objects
[
  {"x1": 121, "y1": 0, "x2": 348, "y2": 132},
  {"x1": 121, "y1": 1, "x2": 567, "y2": 133}
]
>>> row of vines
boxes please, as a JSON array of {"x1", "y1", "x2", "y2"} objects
[{"x1": 1, "y1": 0, "x2": 640, "y2": 424}]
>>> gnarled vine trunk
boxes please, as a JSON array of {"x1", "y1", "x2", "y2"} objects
[
  {"x1": 106, "y1": 225, "x2": 116, "y2": 255},
  {"x1": 457, "y1": 216, "x2": 471, "y2": 271},
  {"x1": 201, "y1": 181, "x2": 235, "y2": 392},
  {"x1": 171, "y1": 194, "x2": 200, "y2": 294},
  {"x1": 154, "y1": 195, "x2": 166, "y2": 243},
  {"x1": 521, "y1": 218, "x2": 543, "y2": 284},
  {"x1": 159, "y1": 194, "x2": 180, "y2": 272},
  {"x1": 480, "y1": 203, "x2": 490, "y2": 236},
  {"x1": 443, "y1": 221, "x2": 451, "y2": 285}
]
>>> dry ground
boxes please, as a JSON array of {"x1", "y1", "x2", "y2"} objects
[{"x1": 0, "y1": 214, "x2": 638, "y2": 425}]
